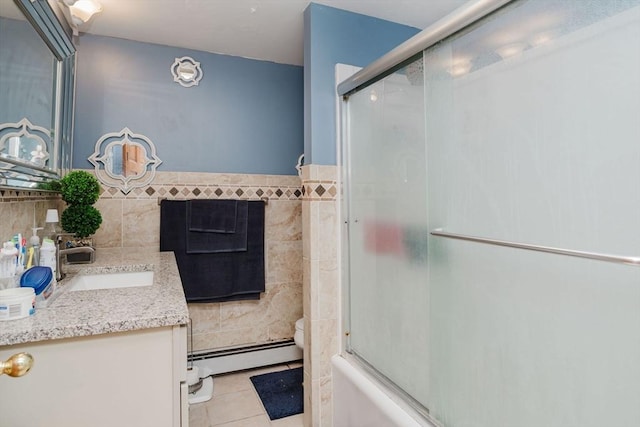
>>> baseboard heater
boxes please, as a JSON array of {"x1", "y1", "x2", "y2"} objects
[{"x1": 189, "y1": 340, "x2": 302, "y2": 376}]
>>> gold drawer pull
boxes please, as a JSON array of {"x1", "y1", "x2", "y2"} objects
[{"x1": 1, "y1": 352, "x2": 34, "y2": 377}]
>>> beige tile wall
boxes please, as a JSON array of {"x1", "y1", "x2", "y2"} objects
[
  {"x1": 87, "y1": 170, "x2": 303, "y2": 352},
  {"x1": 1, "y1": 169, "x2": 304, "y2": 354},
  {"x1": 0, "y1": 189, "x2": 62, "y2": 243},
  {"x1": 2, "y1": 169, "x2": 307, "y2": 355},
  {"x1": 301, "y1": 165, "x2": 340, "y2": 427}
]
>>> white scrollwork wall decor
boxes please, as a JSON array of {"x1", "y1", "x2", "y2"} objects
[
  {"x1": 295, "y1": 154, "x2": 304, "y2": 177},
  {"x1": 171, "y1": 56, "x2": 203, "y2": 87},
  {"x1": 88, "y1": 127, "x2": 162, "y2": 194},
  {"x1": 0, "y1": 118, "x2": 51, "y2": 168}
]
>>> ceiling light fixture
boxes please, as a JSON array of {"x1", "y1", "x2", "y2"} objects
[
  {"x1": 59, "y1": 0, "x2": 103, "y2": 36},
  {"x1": 447, "y1": 60, "x2": 472, "y2": 77},
  {"x1": 495, "y1": 42, "x2": 527, "y2": 59},
  {"x1": 530, "y1": 31, "x2": 557, "y2": 47}
]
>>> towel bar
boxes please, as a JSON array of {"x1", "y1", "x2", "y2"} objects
[
  {"x1": 157, "y1": 197, "x2": 269, "y2": 205},
  {"x1": 430, "y1": 229, "x2": 640, "y2": 266}
]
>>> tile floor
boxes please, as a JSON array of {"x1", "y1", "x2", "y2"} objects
[{"x1": 189, "y1": 362, "x2": 304, "y2": 427}]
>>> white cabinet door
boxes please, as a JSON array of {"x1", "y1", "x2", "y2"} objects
[{"x1": 0, "y1": 326, "x2": 186, "y2": 427}]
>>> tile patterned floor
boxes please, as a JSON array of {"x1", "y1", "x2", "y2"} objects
[{"x1": 189, "y1": 363, "x2": 304, "y2": 427}]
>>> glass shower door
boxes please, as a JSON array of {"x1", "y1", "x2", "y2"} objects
[
  {"x1": 424, "y1": 1, "x2": 640, "y2": 426},
  {"x1": 344, "y1": 58, "x2": 430, "y2": 406},
  {"x1": 343, "y1": 1, "x2": 640, "y2": 426}
]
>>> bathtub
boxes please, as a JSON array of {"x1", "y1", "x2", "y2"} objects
[{"x1": 332, "y1": 355, "x2": 437, "y2": 427}]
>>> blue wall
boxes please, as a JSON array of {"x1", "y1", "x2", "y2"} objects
[
  {"x1": 304, "y1": 4, "x2": 420, "y2": 165},
  {"x1": 74, "y1": 35, "x2": 303, "y2": 175}
]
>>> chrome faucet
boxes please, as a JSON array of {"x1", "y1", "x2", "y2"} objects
[{"x1": 54, "y1": 234, "x2": 95, "y2": 281}]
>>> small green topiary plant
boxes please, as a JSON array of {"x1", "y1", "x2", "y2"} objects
[
  {"x1": 59, "y1": 171, "x2": 103, "y2": 239},
  {"x1": 61, "y1": 205, "x2": 102, "y2": 239},
  {"x1": 60, "y1": 170, "x2": 101, "y2": 206}
]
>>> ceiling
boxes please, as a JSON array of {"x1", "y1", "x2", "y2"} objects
[{"x1": 70, "y1": 0, "x2": 470, "y2": 66}]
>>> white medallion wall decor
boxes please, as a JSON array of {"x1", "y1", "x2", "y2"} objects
[
  {"x1": 0, "y1": 118, "x2": 51, "y2": 168},
  {"x1": 171, "y1": 56, "x2": 203, "y2": 87},
  {"x1": 88, "y1": 127, "x2": 162, "y2": 194}
]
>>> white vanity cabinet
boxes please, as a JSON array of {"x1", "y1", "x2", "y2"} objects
[{"x1": 0, "y1": 325, "x2": 188, "y2": 427}]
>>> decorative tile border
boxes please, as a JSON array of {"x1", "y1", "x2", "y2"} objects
[
  {"x1": 0, "y1": 171, "x2": 308, "y2": 203},
  {"x1": 301, "y1": 180, "x2": 338, "y2": 201},
  {"x1": 96, "y1": 171, "x2": 302, "y2": 202},
  {"x1": 98, "y1": 183, "x2": 303, "y2": 201},
  {"x1": 299, "y1": 165, "x2": 338, "y2": 201},
  {"x1": 0, "y1": 188, "x2": 60, "y2": 203}
]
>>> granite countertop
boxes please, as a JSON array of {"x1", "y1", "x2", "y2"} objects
[{"x1": 0, "y1": 248, "x2": 189, "y2": 347}]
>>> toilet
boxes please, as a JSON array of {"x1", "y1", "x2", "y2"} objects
[{"x1": 294, "y1": 318, "x2": 304, "y2": 349}]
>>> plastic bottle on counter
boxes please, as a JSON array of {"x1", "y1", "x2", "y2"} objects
[
  {"x1": 0, "y1": 241, "x2": 18, "y2": 278},
  {"x1": 40, "y1": 238, "x2": 57, "y2": 280}
]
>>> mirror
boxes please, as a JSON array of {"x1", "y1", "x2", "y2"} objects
[
  {"x1": 88, "y1": 127, "x2": 162, "y2": 194},
  {"x1": 108, "y1": 143, "x2": 146, "y2": 178},
  {"x1": 0, "y1": 0, "x2": 75, "y2": 189},
  {"x1": 171, "y1": 56, "x2": 203, "y2": 87},
  {"x1": 0, "y1": 119, "x2": 51, "y2": 167}
]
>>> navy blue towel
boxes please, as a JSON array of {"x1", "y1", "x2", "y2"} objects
[
  {"x1": 186, "y1": 200, "x2": 248, "y2": 254},
  {"x1": 188, "y1": 199, "x2": 239, "y2": 233},
  {"x1": 160, "y1": 199, "x2": 265, "y2": 303}
]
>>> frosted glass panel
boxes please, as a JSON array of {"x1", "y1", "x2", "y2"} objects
[
  {"x1": 345, "y1": 59, "x2": 429, "y2": 403},
  {"x1": 424, "y1": 1, "x2": 640, "y2": 426},
  {"x1": 344, "y1": 0, "x2": 640, "y2": 426}
]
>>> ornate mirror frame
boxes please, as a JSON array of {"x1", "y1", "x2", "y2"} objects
[
  {"x1": 171, "y1": 56, "x2": 203, "y2": 87},
  {"x1": 88, "y1": 127, "x2": 162, "y2": 194},
  {"x1": 0, "y1": 119, "x2": 51, "y2": 167}
]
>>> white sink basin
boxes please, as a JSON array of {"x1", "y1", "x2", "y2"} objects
[{"x1": 67, "y1": 271, "x2": 154, "y2": 291}]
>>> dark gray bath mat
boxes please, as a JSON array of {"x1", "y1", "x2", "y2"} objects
[{"x1": 250, "y1": 367, "x2": 303, "y2": 420}]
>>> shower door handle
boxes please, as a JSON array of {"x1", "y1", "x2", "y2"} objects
[{"x1": 431, "y1": 229, "x2": 640, "y2": 266}]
